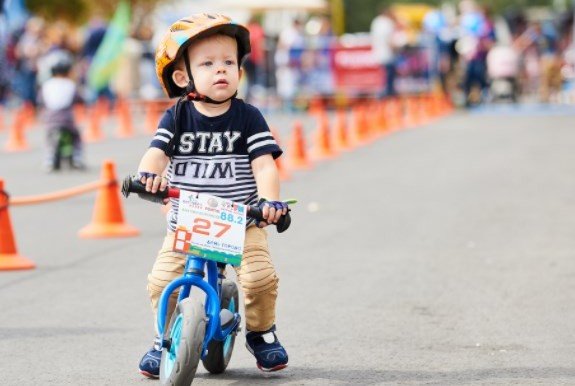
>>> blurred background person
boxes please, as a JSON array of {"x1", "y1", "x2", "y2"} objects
[
  {"x1": 38, "y1": 51, "x2": 85, "y2": 172},
  {"x1": 12, "y1": 16, "x2": 44, "y2": 107},
  {"x1": 274, "y1": 16, "x2": 305, "y2": 111},
  {"x1": 423, "y1": 5, "x2": 458, "y2": 96},
  {"x1": 457, "y1": 0, "x2": 495, "y2": 107},
  {"x1": 370, "y1": 5, "x2": 398, "y2": 98},
  {"x1": 244, "y1": 15, "x2": 266, "y2": 104}
]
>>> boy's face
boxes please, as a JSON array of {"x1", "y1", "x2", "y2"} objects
[{"x1": 177, "y1": 34, "x2": 241, "y2": 102}]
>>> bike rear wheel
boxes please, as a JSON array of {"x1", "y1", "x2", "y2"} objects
[
  {"x1": 160, "y1": 298, "x2": 206, "y2": 386},
  {"x1": 202, "y1": 279, "x2": 239, "y2": 374}
]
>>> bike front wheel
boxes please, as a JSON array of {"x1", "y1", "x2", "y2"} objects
[
  {"x1": 160, "y1": 297, "x2": 206, "y2": 386},
  {"x1": 202, "y1": 279, "x2": 239, "y2": 374}
]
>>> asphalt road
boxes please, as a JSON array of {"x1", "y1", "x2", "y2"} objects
[{"x1": 1, "y1": 103, "x2": 575, "y2": 385}]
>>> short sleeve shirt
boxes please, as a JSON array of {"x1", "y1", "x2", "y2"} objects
[{"x1": 150, "y1": 98, "x2": 282, "y2": 231}]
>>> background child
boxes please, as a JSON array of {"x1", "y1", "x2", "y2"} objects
[
  {"x1": 136, "y1": 14, "x2": 290, "y2": 378},
  {"x1": 38, "y1": 51, "x2": 85, "y2": 171}
]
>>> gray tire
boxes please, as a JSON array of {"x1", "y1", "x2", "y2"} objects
[
  {"x1": 201, "y1": 279, "x2": 239, "y2": 374},
  {"x1": 160, "y1": 298, "x2": 206, "y2": 386}
]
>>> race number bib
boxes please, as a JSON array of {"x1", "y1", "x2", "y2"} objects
[{"x1": 173, "y1": 191, "x2": 247, "y2": 266}]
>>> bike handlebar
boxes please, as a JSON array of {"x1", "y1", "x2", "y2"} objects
[{"x1": 121, "y1": 176, "x2": 291, "y2": 233}]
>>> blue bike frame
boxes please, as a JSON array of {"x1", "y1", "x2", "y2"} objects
[{"x1": 156, "y1": 255, "x2": 241, "y2": 358}]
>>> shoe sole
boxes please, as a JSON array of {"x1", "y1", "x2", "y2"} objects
[
  {"x1": 139, "y1": 369, "x2": 159, "y2": 379},
  {"x1": 257, "y1": 363, "x2": 288, "y2": 372}
]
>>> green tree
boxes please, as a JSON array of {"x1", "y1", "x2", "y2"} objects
[{"x1": 26, "y1": 0, "x2": 162, "y2": 25}]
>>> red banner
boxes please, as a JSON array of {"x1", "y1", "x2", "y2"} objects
[{"x1": 331, "y1": 45, "x2": 383, "y2": 94}]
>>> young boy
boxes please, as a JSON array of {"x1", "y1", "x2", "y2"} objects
[
  {"x1": 137, "y1": 14, "x2": 290, "y2": 378},
  {"x1": 39, "y1": 51, "x2": 85, "y2": 171}
]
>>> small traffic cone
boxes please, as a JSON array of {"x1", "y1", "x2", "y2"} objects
[
  {"x1": 312, "y1": 112, "x2": 335, "y2": 161},
  {"x1": 78, "y1": 160, "x2": 140, "y2": 238},
  {"x1": 288, "y1": 121, "x2": 311, "y2": 170},
  {"x1": 333, "y1": 109, "x2": 351, "y2": 151},
  {"x1": 73, "y1": 103, "x2": 87, "y2": 123},
  {"x1": 145, "y1": 100, "x2": 160, "y2": 134},
  {"x1": 4, "y1": 110, "x2": 29, "y2": 152},
  {"x1": 21, "y1": 101, "x2": 36, "y2": 128},
  {"x1": 116, "y1": 98, "x2": 134, "y2": 138},
  {"x1": 402, "y1": 97, "x2": 417, "y2": 128},
  {"x1": 270, "y1": 128, "x2": 290, "y2": 181},
  {"x1": 0, "y1": 106, "x2": 5, "y2": 132},
  {"x1": 366, "y1": 102, "x2": 381, "y2": 139},
  {"x1": 0, "y1": 179, "x2": 35, "y2": 270},
  {"x1": 97, "y1": 97, "x2": 111, "y2": 118},
  {"x1": 85, "y1": 104, "x2": 104, "y2": 142},
  {"x1": 389, "y1": 98, "x2": 403, "y2": 130},
  {"x1": 308, "y1": 97, "x2": 324, "y2": 117},
  {"x1": 349, "y1": 106, "x2": 370, "y2": 146}
]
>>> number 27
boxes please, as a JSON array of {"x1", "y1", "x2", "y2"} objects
[{"x1": 192, "y1": 218, "x2": 231, "y2": 237}]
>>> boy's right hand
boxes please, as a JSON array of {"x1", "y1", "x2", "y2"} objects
[{"x1": 139, "y1": 172, "x2": 169, "y2": 203}]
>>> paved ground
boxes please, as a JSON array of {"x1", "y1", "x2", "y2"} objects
[{"x1": 1, "y1": 103, "x2": 575, "y2": 385}]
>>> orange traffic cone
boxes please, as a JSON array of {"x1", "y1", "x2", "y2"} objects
[
  {"x1": 73, "y1": 103, "x2": 87, "y2": 124},
  {"x1": 312, "y1": 112, "x2": 335, "y2": 161},
  {"x1": 333, "y1": 109, "x2": 351, "y2": 151},
  {"x1": 116, "y1": 98, "x2": 134, "y2": 138},
  {"x1": 308, "y1": 97, "x2": 324, "y2": 117},
  {"x1": 0, "y1": 179, "x2": 35, "y2": 270},
  {"x1": 350, "y1": 106, "x2": 370, "y2": 146},
  {"x1": 78, "y1": 160, "x2": 140, "y2": 238},
  {"x1": 145, "y1": 100, "x2": 160, "y2": 134},
  {"x1": 4, "y1": 110, "x2": 29, "y2": 152},
  {"x1": 365, "y1": 102, "x2": 381, "y2": 139},
  {"x1": 21, "y1": 101, "x2": 36, "y2": 128},
  {"x1": 270, "y1": 128, "x2": 291, "y2": 181},
  {"x1": 85, "y1": 105, "x2": 104, "y2": 142},
  {"x1": 402, "y1": 97, "x2": 416, "y2": 128},
  {"x1": 288, "y1": 121, "x2": 311, "y2": 170},
  {"x1": 97, "y1": 97, "x2": 111, "y2": 118},
  {"x1": 0, "y1": 106, "x2": 4, "y2": 132},
  {"x1": 376, "y1": 101, "x2": 389, "y2": 135}
]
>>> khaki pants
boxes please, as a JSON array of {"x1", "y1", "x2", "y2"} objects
[{"x1": 147, "y1": 226, "x2": 278, "y2": 332}]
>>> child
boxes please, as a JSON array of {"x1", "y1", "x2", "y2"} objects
[
  {"x1": 137, "y1": 14, "x2": 290, "y2": 378},
  {"x1": 39, "y1": 51, "x2": 85, "y2": 171}
]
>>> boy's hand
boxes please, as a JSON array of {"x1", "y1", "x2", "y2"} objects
[
  {"x1": 257, "y1": 200, "x2": 289, "y2": 228},
  {"x1": 139, "y1": 172, "x2": 169, "y2": 204}
]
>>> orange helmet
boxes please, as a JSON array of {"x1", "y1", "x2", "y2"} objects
[{"x1": 155, "y1": 13, "x2": 251, "y2": 98}]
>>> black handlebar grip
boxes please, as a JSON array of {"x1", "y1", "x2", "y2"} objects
[
  {"x1": 247, "y1": 206, "x2": 291, "y2": 233},
  {"x1": 121, "y1": 175, "x2": 168, "y2": 204}
]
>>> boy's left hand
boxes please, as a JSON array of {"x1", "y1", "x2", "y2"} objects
[{"x1": 258, "y1": 200, "x2": 289, "y2": 228}]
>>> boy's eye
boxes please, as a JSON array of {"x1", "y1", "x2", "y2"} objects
[
  {"x1": 225, "y1": 60, "x2": 235, "y2": 66},
  {"x1": 202, "y1": 61, "x2": 213, "y2": 67}
]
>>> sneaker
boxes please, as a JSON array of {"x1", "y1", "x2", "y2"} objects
[
  {"x1": 138, "y1": 338, "x2": 162, "y2": 379},
  {"x1": 245, "y1": 325, "x2": 288, "y2": 372}
]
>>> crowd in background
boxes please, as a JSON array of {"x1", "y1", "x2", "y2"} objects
[{"x1": 0, "y1": 1, "x2": 574, "y2": 113}]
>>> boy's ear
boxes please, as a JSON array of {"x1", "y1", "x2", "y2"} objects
[
  {"x1": 238, "y1": 67, "x2": 243, "y2": 80},
  {"x1": 171, "y1": 69, "x2": 189, "y2": 89}
]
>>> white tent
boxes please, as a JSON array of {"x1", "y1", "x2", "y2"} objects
[{"x1": 217, "y1": 0, "x2": 327, "y2": 11}]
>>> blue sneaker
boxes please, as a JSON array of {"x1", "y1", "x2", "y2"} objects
[
  {"x1": 245, "y1": 325, "x2": 288, "y2": 372},
  {"x1": 139, "y1": 338, "x2": 162, "y2": 378}
]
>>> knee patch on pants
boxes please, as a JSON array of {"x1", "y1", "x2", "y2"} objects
[{"x1": 235, "y1": 227, "x2": 279, "y2": 296}]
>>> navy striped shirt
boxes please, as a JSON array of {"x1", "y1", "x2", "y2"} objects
[{"x1": 150, "y1": 99, "x2": 282, "y2": 232}]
